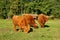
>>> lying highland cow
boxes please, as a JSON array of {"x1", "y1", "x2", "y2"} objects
[
  {"x1": 12, "y1": 15, "x2": 30, "y2": 33},
  {"x1": 38, "y1": 14, "x2": 48, "y2": 28}
]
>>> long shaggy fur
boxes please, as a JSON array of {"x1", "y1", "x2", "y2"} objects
[
  {"x1": 12, "y1": 15, "x2": 30, "y2": 33},
  {"x1": 38, "y1": 14, "x2": 48, "y2": 28},
  {"x1": 23, "y1": 14, "x2": 37, "y2": 28}
]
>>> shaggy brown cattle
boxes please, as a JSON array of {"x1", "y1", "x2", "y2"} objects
[
  {"x1": 23, "y1": 14, "x2": 37, "y2": 28},
  {"x1": 12, "y1": 15, "x2": 30, "y2": 33},
  {"x1": 38, "y1": 14, "x2": 48, "y2": 28}
]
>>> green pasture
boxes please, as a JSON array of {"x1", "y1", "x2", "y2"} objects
[{"x1": 0, "y1": 19, "x2": 60, "y2": 40}]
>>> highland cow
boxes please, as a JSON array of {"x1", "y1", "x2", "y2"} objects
[
  {"x1": 38, "y1": 14, "x2": 48, "y2": 28},
  {"x1": 23, "y1": 14, "x2": 37, "y2": 28},
  {"x1": 12, "y1": 15, "x2": 30, "y2": 33}
]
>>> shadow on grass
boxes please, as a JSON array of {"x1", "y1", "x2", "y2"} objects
[
  {"x1": 44, "y1": 25, "x2": 50, "y2": 28},
  {"x1": 16, "y1": 29, "x2": 19, "y2": 31},
  {"x1": 16, "y1": 28, "x2": 33, "y2": 33},
  {"x1": 28, "y1": 28, "x2": 33, "y2": 33}
]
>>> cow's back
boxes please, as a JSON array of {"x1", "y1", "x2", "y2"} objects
[{"x1": 12, "y1": 15, "x2": 25, "y2": 26}]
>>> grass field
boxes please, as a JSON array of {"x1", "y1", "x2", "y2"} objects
[{"x1": 0, "y1": 19, "x2": 60, "y2": 40}]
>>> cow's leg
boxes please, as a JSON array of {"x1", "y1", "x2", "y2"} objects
[
  {"x1": 13, "y1": 25, "x2": 16, "y2": 31},
  {"x1": 24, "y1": 26, "x2": 30, "y2": 33},
  {"x1": 17, "y1": 26, "x2": 21, "y2": 32},
  {"x1": 24, "y1": 28, "x2": 28, "y2": 33},
  {"x1": 38, "y1": 19, "x2": 44, "y2": 28},
  {"x1": 18, "y1": 23, "x2": 22, "y2": 32}
]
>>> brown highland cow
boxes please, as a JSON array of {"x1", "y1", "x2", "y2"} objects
[
  {"x1": 38, "y1": 14, "x2": 48, "y2": 28},
  {"x1": 23, "y1": 14, "x2": 37, "y2": 28},
  {"x1": 12, "y1": 15, "x2": 30, "y2": 33}
]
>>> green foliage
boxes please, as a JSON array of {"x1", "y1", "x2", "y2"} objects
[
  {"x1": 0, "y1": 0, "x2": 60, "y2": 19},
  {"x1": 7, "y1": 10, "x2": 14, "y2": 19}
]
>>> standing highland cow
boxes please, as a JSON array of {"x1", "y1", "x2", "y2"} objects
[
  {"x1": 38, "y1": 14, "x2": 48, "y2": 28},
  {"x1": 23, "y1": 14, "x2": 37, "y2": 28},
  {"x1": 12, "y1": 15, "x2": 30, "y2": 33}
]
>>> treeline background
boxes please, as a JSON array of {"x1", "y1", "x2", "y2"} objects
[{"x1": 0, "y1": 0, "x2": 60, "y2": 19}]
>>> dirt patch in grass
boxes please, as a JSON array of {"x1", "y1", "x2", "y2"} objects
[{"x1": 0, "y1": 27, "x2": 12, "y2": 33}]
